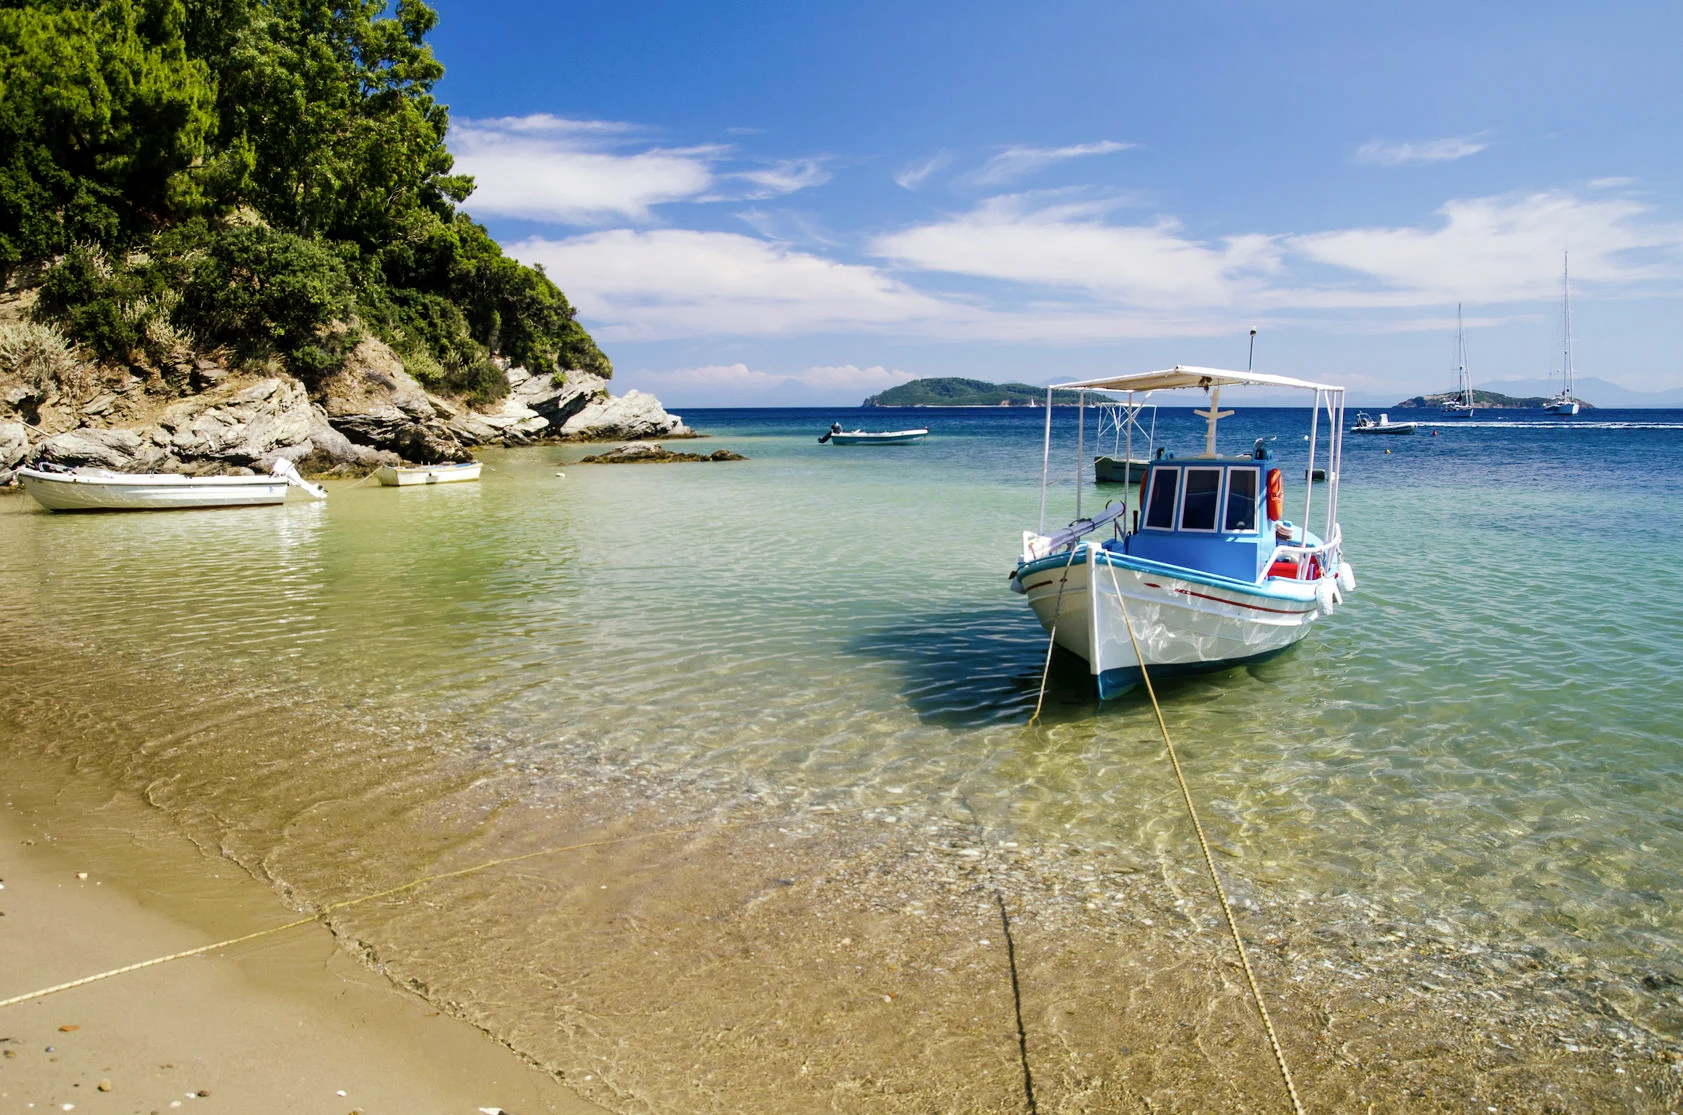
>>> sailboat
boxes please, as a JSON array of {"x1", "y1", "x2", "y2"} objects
[
  {"x1": 1545, "y1": 254, "x2": 1581, "y2": 416},
  {"x1": 1441, "y1": 304, "x2": 1475, "y2": 415}
]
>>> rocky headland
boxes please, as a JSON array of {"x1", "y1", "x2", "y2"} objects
[{"x1": 0, "y1": 324, "x2": 692, "y2": 486}]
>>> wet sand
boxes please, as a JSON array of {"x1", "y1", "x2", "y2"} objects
[{"x1": 0, "y1": 777, "x2": 606, "y2": 1115}]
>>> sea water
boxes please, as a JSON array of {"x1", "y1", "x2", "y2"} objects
[{"x1": 2, "y1": 406, "x2": 1680, "y2": 1110}]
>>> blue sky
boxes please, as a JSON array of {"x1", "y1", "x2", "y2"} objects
[{"x1": 430, "y1": 1, "x2": 1683, "y2": 406}]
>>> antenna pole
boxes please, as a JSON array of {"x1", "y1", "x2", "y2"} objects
[{"x1": 1247, "y1": 328, "x2": 1257, "y2": 374}]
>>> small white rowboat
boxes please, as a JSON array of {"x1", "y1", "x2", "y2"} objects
[
  {"x1": 17, "y1": 459, "x2": 326, "y2": 512},
  {"x1": 375, "y1": 461, "x2": 482, "y2": 486}
]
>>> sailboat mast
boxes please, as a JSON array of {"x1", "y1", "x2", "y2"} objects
[
  {"x1": 1562, "y1": 252, "x2": 1574, "y2": 400},
  {"x1": 1457, "y1": 304, "x2": 1467, "y2": 405}
]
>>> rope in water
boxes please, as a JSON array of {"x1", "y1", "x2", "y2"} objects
[
  {"x1": 1027, "y1": 543, "x2": 1083, "y2": 726},
  {"x1": 1103, "y1": 556, "x2": 1307, "y2": 1115},
  {"x1": 0, "y1": 811, "x2": 841, "y2": 1011}
]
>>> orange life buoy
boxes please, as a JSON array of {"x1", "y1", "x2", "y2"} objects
[{"x1": 1265, "y1": 468, "x2": 1284, "y2": 521}]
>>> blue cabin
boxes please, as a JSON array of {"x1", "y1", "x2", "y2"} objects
[{"x1": 1104, "y1": 443, "x2": 1283, "y2": 583}]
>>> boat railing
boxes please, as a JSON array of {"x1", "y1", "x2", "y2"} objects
[
  {"x1": 1264, "y1": 523, "x2": 1342, "y2": 581},
  {"x1": 1021, "y1": 503, "x2": 1128, "y2": 563}
]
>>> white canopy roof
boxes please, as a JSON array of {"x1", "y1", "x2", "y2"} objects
[{"x1": 1052, "y1": 365, "x2": 1342, "y2": 394}]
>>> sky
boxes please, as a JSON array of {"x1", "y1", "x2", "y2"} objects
[{"x1": 429, "y1": 0, "x2": 1683, "y2": 407}]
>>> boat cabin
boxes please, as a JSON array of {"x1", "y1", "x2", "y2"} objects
[{"x1": 1106, "y1": 444, "x2": 1282, "y2": 582}]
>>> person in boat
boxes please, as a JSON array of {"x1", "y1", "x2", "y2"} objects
[{"x1": 831, "y1": 422, "x2": 842, "y2": 434}]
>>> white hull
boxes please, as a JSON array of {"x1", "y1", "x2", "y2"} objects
[
  {"x1": 828, "y1": 429, "x2": 928, "y2": 445},
  {"x1": 375, "y1": 462, "x2": 482, "y2": 486},
  {"x1": 19, "y1": 468, "x2": 291, "y2": 511},
  {"x1": 1018, "y1": 548, "x2": 1324, "y2": 696}
]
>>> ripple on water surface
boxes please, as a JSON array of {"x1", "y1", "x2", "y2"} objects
[{"x1": 2, "y1": 409, "x2": 1681, "y2": 1109}]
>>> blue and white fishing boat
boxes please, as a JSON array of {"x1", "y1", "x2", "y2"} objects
[{"x1": 1010, "y1": 367, "x2": 1355, "y2": 698}]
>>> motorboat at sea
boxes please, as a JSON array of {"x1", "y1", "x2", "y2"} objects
[
  {"x1": 818, "y1": 424, "x2": 928, "y2": 445},
  {"x1": 17, "y1": 458, "x2": 327, "y2": 511},
  {"x1": 375, "y1": 461, "x2": 482, "y2": 486},
  {"x1": 1351, "y1": 412, "x2": 1416, "y2": 435},
  {"x1": 1010, "y1": 366, "x2": 1354, "y2": 699}
]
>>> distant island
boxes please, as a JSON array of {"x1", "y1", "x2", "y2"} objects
[
  {"x1": 863, "y1": 377, "x2": 1088, "y2": 407},
  {"x1": 1393, "y1": 389, "x2": 1593, "y2": 411}
]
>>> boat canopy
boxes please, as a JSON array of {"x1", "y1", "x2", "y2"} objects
[{"x1": 1051, "y1": 366, "x2": 1341, "y2": 395}]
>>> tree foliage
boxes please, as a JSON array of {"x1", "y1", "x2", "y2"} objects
[{"x1": 0, "y1": 0, "x2": 609, "y2": 393}]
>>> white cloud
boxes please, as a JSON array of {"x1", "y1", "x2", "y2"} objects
[
  {"x1": 1590, "y1": 176, "x2": 1638, "y2": 189},
  {"x1": 637, "y1": 362, "x2": 915, "y2": 395},
  {"x1": 895, "y1": 151, "x2": 953, "y2": 190},
  {"x1": 509, "y1": 229, "x2": 965, "y2": 340},
  {"x1": 727, "y1": 158, "x2": 832, "y2": 199},
  {"x1": 451, "y1": 115, "x2": 829, "y2": 224},
  {"x1": 871, "y1": 194, "x2": 1278, "y2": 310},
  {"x1": 975, "y1": 141, "x2": 1132, "y2": 184},
  {"x1": 1288, "y1": 190, "x2": 1682, "y2": 303},
  {"x1": 1354, "y1": 135, "x2": 1488, "y2": 166},
  {"x1": 452, "y1": 115, "x2": 718, "y2": 223}
]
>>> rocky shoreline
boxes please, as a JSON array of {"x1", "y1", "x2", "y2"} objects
[{"x1": 0, "y1": 333, "x2": 692, "y2": 485}]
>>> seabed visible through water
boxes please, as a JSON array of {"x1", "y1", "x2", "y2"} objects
[{"x1": 2, "y1": 407, "x2": 1681, "y2": 1112}]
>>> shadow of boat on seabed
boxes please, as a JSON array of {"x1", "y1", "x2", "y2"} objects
[{"x1": 844, "y1": 604, "x2": 1309, "y2": 730}]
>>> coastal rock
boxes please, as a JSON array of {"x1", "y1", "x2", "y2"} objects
[
  {"x1": 559, "y1": 385, "x2": 691, "y2": 441},
  {"x1": 579, "y1": 443, "x2": 745, "y2": 464},
  {"x1": 0, "y1": 421, "x2": 27, "y2": 484},
  {"x1": 34, "y1": 426, "x2": 171, "y2": 471},
  {"x1": 28, "y1": 373, "x2": 384, "y2": 475},
  {"x1": 319, "y1": 339, "x2": 474, "y2": 463},
  {"x1": 480, "y1": 368, "x2": 692, "y2": 442}
]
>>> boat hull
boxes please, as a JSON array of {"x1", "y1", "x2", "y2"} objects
[
  {"x1": 828, "y1": 429, "x2": 928, "y2": 445},
  {"x1": 375, "y1": 462, "x2": 482, "y2": 486},
  {"x1": 1351, "y1": 424, "x2": 1415, "y2": 435},
  {"x1": 1093, "y1": 456, "x2": 1148, "y2": 483},
  {"x1": 18, "y1": 469, "x2": 290, "y2": 511},
  {"x1": 1015, "y1": 547, "x2": 1324, "y2": 698}
]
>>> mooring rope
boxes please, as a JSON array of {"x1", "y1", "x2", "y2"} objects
[
  {"x1": 0, "y1": 810, "x2": 847, "y2": 1011},
  {"x1": 1103, "y1": 557, "x2": 1307, "y2": 1115},
  {"x1": 1028, "y1": 542, "x2": 1084, "y2": 726}
]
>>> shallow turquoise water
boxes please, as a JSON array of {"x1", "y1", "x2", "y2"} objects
[{"x1": 3, "y1": 405, "x2": 1681, "y2": 1073}]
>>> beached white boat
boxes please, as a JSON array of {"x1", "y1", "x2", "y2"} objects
[
  {"x1": 17, "y1": 459, "x2": 327, "y2": 512},
  {"x1": 819, "y1": 424, "x2": 928, "y2": 445},
  {"x1": 1351, "y1": 411, "x2": 1415, "y2": 435},
  {"x1": 375, "y1": 461, "x2": 482, "y2": 486},
  {"x1": 1011, "y1": 367, "x2": 1354, "y2": 698}
]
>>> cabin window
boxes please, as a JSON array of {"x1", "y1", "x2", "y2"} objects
[
  {"x1": 1224, "y1": 468, "x2": 1259, "y2": 532},
  {"x1": 1144, "y1": 467, "x2": 1179, "y2": 530},
  {"x1": 1179, "y1": 468, "x2": 1222, "y2": 531}
]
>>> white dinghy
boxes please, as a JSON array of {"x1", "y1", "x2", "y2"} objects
[
  {"x1": 17, "y1": 458, "x2": 327, "y2": 512},
  {"x1": 374, "y1": 460, "x2": 482, "y2": 486},
  {"x1": 818, "y1": 423, "x2": 929, "y2": 445},
  {"x1": 1010, "y1": 366, "x2": 1354, "y2": 698}
]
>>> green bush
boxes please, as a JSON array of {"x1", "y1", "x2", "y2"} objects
[
  {"x1": 6, "y1": 0, "x2": 610, "y2": 398},
  {"x1": 177, "y1": 225, "x2": 359, "y2": 386}
]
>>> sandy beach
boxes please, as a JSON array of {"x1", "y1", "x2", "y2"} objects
[{"x1": 0, "y1": 769, "x2": 605, "y2": 1115}]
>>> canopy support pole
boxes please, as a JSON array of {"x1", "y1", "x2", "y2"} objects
[{"x1": 1038, "y1": 386, "x2": 1053, "y2": 535}]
